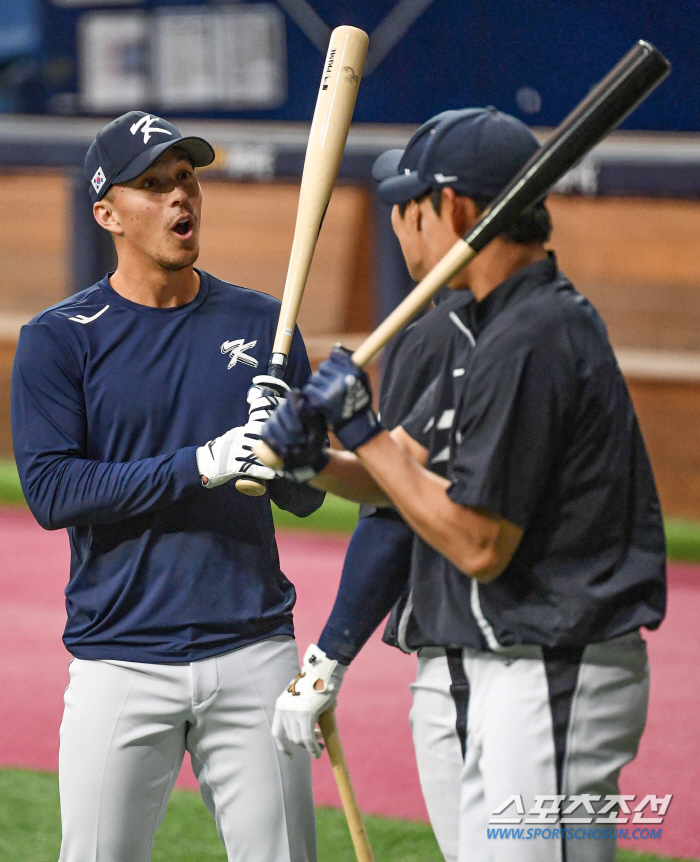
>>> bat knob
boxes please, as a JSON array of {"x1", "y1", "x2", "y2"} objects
[{"x1": 235, "y1": 477, "x2": 268, "y2": 497}]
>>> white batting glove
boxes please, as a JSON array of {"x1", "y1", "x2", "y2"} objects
[
  {"x1": 247, "y1": 375, "x2": 291, "y2": 423},
  {"x1": 196, "y1": 422, "x2": 276, "y2": 488},
  {"x1": 272, "y1": 644, "x2": 347, "y2": 759}
]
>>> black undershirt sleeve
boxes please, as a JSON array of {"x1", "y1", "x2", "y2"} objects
[{"x1": 317, "y1": 512, "x2": 413, "y2": 664}]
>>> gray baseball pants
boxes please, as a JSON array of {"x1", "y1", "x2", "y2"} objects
[
  {"x1": 410, "y1": 632, "x2": 649, "y2": 862},
  {"x1": 58, "y1": 636, "x2": 315, "y2": 862}
]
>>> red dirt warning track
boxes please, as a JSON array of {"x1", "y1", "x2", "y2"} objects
[{"x1": 0, "y1": 507, "x2": 697, "y2": 860}]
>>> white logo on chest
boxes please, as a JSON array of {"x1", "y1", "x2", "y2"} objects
[{"x1": 221, "y1": 339, "x2": 258, "y2": 369}]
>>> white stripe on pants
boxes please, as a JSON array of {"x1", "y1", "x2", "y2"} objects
[
  {"x1": 409, "y1": 633, "x2": 649, "y2": 862},
  {"x1": 58, "y1": 636, "x2": 315, "y2": 862}
]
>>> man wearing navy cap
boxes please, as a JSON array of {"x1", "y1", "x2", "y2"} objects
[
  {"x1": 263, "y1": 107, "x2": 666, "y2": 862},
  {"x1": 12, "y1": 112, "x2": 323, "y2": 862}
]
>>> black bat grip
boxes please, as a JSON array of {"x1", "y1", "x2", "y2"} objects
[{"x1": 466, "y1": 40, "x2": 671, "y2": 253}]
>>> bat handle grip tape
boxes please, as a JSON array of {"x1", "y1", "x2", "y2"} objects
[{"x1": 268, "y1": 353, "x2": 288, "y2": 378}]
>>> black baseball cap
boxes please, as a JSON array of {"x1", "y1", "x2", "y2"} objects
[
  {"x1": 373, "y1": 107, "x2": 540, "y2": 205},
  {"x1": 84, "y1": 111, "x2": 215, "y2": 203}
]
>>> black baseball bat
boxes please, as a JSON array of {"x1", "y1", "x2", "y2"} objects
[{"x1": 351, "y1": 40, "x2": 670, "y2": 367}]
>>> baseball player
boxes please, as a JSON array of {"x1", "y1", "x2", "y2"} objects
[
  {"x1": 262, "y1": 108, "x2": 667, "y2": 862},
  {"x1": 11, "y1": 111, "x2": 324, "y2": 862},
  {"x1": 307, "y1": 112, "x2": 479, "y2": 675}
]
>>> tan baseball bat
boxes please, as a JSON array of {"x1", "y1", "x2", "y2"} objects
[
  {"x1": 253, "y1": 39, "x2": 670, "y2": 472},
  {"x1": 318, "y1": 706, "x2": 376, "y2": 862},
  {"x1": 236, "y1": 25, "x2": 369, "y2": 496}
]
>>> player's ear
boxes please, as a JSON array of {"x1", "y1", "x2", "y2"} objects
[
  {"x1": 93, "y1": 196, "x2": 124, "y2": 236},
  {"x1": 401, "y1": 198, "x2": 422, "y2": 233},
  {"x1": 449, "y1": 193, "x2": 479, "y2": 237}
]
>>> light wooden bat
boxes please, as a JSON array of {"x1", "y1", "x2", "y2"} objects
[
  {"x1": 236, "y1": 25, "x2": 369, "y2": 496},
  {"x1": 318, "y1": 707, "x2": 375, "y2": 862}
]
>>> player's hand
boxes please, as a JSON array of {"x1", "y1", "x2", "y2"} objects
[
  {"x1": 261, "y1": 390, "x2": 330, "y2": 482},
  {"x1": 304, "y1": 346, "x2": 383, "y2": 451},
  {"x1": 272, "y1": 644, "x2": 347, "y2": 758},
  {"x1": 247, "y1": 374, "x2": 291, "y2": 423},
  {"x1": 196, "y1": 422, "x2": 276, "y2": 488}
]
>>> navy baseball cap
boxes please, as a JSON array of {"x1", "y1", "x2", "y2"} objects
[
  {"x1": 373, "y1": 107, "x2": 540, "y2": 205},
  {"x1": 84, "y1": 111, "x2": 215, "y2": 203}
]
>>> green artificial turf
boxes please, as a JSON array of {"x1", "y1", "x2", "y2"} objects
[
  {"x1": 0, "y1": 768, "x2": 691, "y2": 862},
  {"x1": 662, "y1": 517, "x2": 700, "y2": 564},
  {"x1": 0, "y1": 460, "x2": 25, "y2": 506},
  {"x1": 272, "y1": 493, "x2": 359, "y2": 534}
]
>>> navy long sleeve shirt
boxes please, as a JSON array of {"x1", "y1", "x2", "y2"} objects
[{"x1": 11, "y1": 270, "x2": 323, "y2": 663}]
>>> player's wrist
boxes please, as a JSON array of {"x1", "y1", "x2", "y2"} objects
[
  {"x1": 317, "y1": 632, "x2": 353, "y2": 666},
  {"x1": 334, "y1": 408, "x2": 384, "y2": 452},
  {"x1": 277, "y1": 643, "x2": 347, "y2": 707},
  {"x1": 306, "y1": 642, "x2": 348, "y2": 688},
  {"x1": 303, "y1": 346, "x2": 382, "y2": 451}
]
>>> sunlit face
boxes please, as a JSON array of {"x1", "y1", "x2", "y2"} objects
[{"x1": 101, "y1": 147, "x2": 203, "y2": 272}]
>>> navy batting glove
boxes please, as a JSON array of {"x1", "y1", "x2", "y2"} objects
[
  {"x1": 304, "y1": 346, "x2": 384, "y2": 451},
  {"x1": 261, "y1": 389, "x2": 330, "y2": 482}
]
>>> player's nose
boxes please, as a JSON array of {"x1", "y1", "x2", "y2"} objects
[
  {"x1": 168, "y1": 180, "x2": 188, "y2": 201},
  {"x1": 167, "y1": 183, "x2": 198, "y2": 215}
]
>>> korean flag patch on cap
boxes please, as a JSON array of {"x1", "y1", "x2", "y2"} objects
[{"x1": 91, "y1": 166, "x2": 106, "y2": 194}]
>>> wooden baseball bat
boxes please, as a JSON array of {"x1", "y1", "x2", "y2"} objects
[
  {"x1": 318, "y1": 707, "x2": 376, "y2": 862},
  {"x1": 253, "y1": 40, "x2": 670, "y2": 472},
  {"x1": 236, "y1": 25, "x2": 369, "y2": 496}
]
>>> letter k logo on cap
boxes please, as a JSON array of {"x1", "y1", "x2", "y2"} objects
[{"x1": 130, "y1": 114, "x2": 173, "y2": 145}]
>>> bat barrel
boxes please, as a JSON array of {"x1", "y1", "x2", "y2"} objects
[
  {"x1": 271, "y1": 26, "x2": 369, "y2": 369},
  {"x1": 238, "y1": 25, "x2": 368, "y2": 496},
  {"x1": 467, "y1": 40, "x2": 670, "y2": 254}
]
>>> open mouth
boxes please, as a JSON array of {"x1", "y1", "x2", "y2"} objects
[{"x1": 172, "y1": 217, "x2": 192, "y2": 237}]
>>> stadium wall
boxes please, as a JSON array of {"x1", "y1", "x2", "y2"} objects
[{"x1": 0, "y1": 123, "x2": 700, "y2": 520}]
